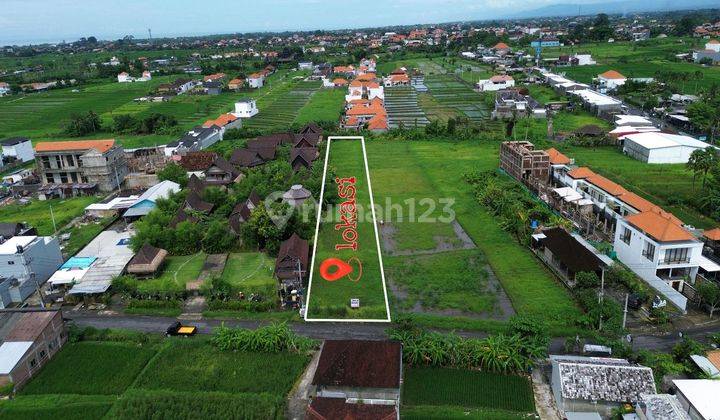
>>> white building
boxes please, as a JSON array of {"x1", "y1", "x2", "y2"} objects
[
  {"x1": 1, "y1": 137, "x2": 35, "y2": 163},
  {"x1": 596, "y1": 70, "x2": 627, "y2": 92},
  {"x1": 672, "y1": 379, "x2": 720, "y2": 420},
  {"x1": 138, "y1": 71, "x2": 152, "y2": 81},
  {"x1": 574, "y1": 53, "x2": 596, "y2": 66},
  {"x1": 247, "y1": 73, "x2": 264, "y2": 88},
  {"x1": 233, "y1": 99, "x2": 259, "y2": 118},
  {"x1": 705, "y1": 39, "x2": 720, "y2": 53},
  {"x1": 477, "y1": 75, "x2": 515, "y2": 92},
  {"x1": 117, "y1": 72, "x2": 132, "y2": 83},
  {"x1": 570, "y1": 89, "x2": 623, "y2": 114},
  {"x1": 0, "y1": 236, "x2": 63, "y2": 308},
  {"x1": 164, "y1": 125, "x2": 223, "y2": 157},
  {"x1": 0, "y1": 82, "x2": 10, "y2": 96},
  {"x1": 622, "y1": 132, "x2": 712, "y2": 164},
  {"x1": 614, "y1": 211, "x2": 702, "y2": 311},
  {"x1": 298, "y1": 62, "x2": 313, "y2": 70},
  {"x1": 615, "y1": 115, "x2": 654, "y2": 127}
]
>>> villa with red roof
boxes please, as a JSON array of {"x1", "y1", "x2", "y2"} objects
[
  {"x1": 596, "y1": 70, "x2": 627, "y2": 91},
  {"x1": 477, "y1": 75, "x2": 515, "y2": 92}
]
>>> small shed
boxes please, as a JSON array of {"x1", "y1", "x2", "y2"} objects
[{"x1": 126, "y1": 244, "x2": 168, "y2": 277}]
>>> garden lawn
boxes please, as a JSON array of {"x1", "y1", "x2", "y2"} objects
[
  {"x1": 402, "y1": 366, "x2": 536, "y2": 414},
  {"x1": 135, "y1": 253, "x2": 205, "y2": 293},
  {"x1": 365, "y1": 140, "x2": 580, "y2": 329},
  {"x1": 21, "y1": 342, "x2": 156, "y2": 395},
  {"x1": 306, "y1": 138, "x2": 390, "y2": 321},
  {"x1": 0, "y1": 196, "x2": 98, "y2": 235},
  {"x1": 512, "y1": 110, "x2": 611, "y2": 140},
  {"x1": 0, "y1": 394, "x2": 114, "y2": 420},
  {"x1": 132, "y1": 339, "x2": 309, "y2": 396},
  {"x1": 556, "y1": 144, "x2": 717, "y2": 228},
  {"x1": 220, "y1": 252, "x2": 276, "y2": 294},
  {"x1": 295, "y1": 88, "x2": 345, "y2": 125},
  {"x1": 383, "y1": 249, "x2": 495, "y2": 314}
]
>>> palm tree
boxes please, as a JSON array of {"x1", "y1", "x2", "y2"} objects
[{"x1": 687, "y1": 148, "x2": 719, "y2": 189}]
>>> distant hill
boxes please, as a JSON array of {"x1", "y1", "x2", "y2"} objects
[{"x1": 510, "y1": 0, "x2": 720, "y2": 19}]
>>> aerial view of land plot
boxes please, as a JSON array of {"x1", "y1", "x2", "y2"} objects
[{"x1": 305, "y1": 137, "x2": 390, "y2": 321}]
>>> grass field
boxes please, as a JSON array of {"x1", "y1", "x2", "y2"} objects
[
  {"x1": 366, "y1": 140, "x2": 580, "y2": 329},
  {"x1": 512, "y1": 109, "x2": 611, "y2": 140},
  {"x1": 21, "y1": 342, "x2": 156, "y2": 395},
  {"x1": 0, "y1": 394, "x2": 115, "y2": 420},
  {"x1": 402, "y1": 367, "x2": 536, "y2": 414},
  {"x1": 295, "y1": 88, "x2": 345, "y2": 125},
  {"x1": 555, "y1": 144, "x2": 717, "y2": 228},
  {"x1": 220, "y1": 252, "x2": 276, "y2": 294},
  {"x1": 134, "y1": 253, "x2": 205, "y2": 293},
  {"x1": 0, "y1": 196, "x2": 98, "y2": 235},
  {"x1": 384, "y1": 250, "x2": 496, "y2": 314},
  {"x1": 306, "y1": 138, "x2": 390, "y2": 321}
]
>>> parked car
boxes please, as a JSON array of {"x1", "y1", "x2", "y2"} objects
[{"x1": 166, "y1": 321, "x2": 197, "y2": 337}]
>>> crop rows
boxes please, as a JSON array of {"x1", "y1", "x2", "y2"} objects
[
  {"x1": 243, "y1": 79, "x2": 321, "y2": 130},
  {"x1": 384, "y1": 86, "x2": 430, "y2": 129},
  {"x1": 423, "y1": 74, "x2": 490, "y2": 123}
]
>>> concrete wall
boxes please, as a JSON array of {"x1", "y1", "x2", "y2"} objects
[{"x1": 9, "y1": 312, "x2": 67, "y2": 389}]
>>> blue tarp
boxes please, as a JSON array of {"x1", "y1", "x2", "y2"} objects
[{"x1": 61, "y1": 256, "x2": 97, "y2": 269}]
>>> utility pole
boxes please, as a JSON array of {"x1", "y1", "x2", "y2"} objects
[
  {"x1": 622, "y1": 293, "x2": 629, "y2": 329},
  {"x1": 598, "y1": 268, "x2": 605, "y2": 331},
  {"x1": 49, "y1": 203, "x2": 57, "y2": 234}
]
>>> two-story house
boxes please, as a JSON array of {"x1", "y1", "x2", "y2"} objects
[
  {"x1": 164, "y1": 125, "x2": 222, "y2": 157},
  {"x1": 0, "y1": 236, "x2": 63, "y2": 308},
  {"x1": 614, "y1": 211, "x2": 702, "y2": 311},
  {"x1": 35, "y1": 139, "x2": 128, "y2": 192}
]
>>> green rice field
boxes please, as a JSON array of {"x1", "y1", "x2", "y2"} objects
[{"x1": 243, "y1": 78, "x2": 321, "y2": 131}]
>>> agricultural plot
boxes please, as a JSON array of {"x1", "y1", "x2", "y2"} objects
[
  {"x1": 295, "y1": 88, "x2": 346, "y2": 125},
  {"x1": 21, "y1": 341, "x2": 156, "y2": 395},
  {"x1": 8, "y1": 336, "x2": 309, "y2": 419},
  {"x1": 423, "y1": 74, "x2": 490, "y2": 123},
  {"x1": 243, "y1": 79, "x2": 321, "y2": 131},
  {"x1": 402, "y1": 367, "x2": 536, "y2": 414},
  {"x1": 305, "y1": 137, "x2": 391, "y2": 321},
  {"x1": 220, "y1": 252, "x2": 276, "y2": 294},
  {"x1": 384, "y1": 86, "x2": 429, "y2": 129},
  {"x1": 0, "y1": 78, "x2": 169, "y2": 139}
]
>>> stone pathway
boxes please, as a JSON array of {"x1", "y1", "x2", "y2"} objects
[
  {"x1": 532, "y1": 366, "x2": 562, "y2": 420},
  {"x1": 287, "y1": 350, "x2": 322, "y2": 420},
  {"x1": 181, "y1": 254, "x2": 228, "y2": 320},
  {"x1": 179, "y1": 296, "x2": 206, "y2": 321}
]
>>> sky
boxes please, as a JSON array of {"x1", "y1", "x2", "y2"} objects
[{"x1": 0, "y1": 0, "x2": 632, "y2": 45}]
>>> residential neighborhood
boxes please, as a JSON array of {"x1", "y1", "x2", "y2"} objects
[{"x1": 1, "y1": 2, "x2": 720, "y2": 419}]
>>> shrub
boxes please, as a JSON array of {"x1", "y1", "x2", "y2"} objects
[{"x1": 211, "y1": 322, "x2": 317, "y2": 354}]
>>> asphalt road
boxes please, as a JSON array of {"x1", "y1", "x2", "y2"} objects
[{"x1": 67, "y1": 312, "x2": 719, "y2": 353}]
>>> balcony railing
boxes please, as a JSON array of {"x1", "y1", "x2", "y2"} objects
[{"x1": 660, "y1": 258, "x2": 691, "y2": 265}]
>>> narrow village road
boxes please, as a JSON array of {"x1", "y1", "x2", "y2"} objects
[{"x1": 66, "y1": 311, "x2": 719, "y2": 353}]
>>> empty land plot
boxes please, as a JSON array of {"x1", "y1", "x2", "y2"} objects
[
  {"x1": 402, "y1": 366, "x2": 536, "y2": 414},
  {"x1": 306, "y1": 138, "x2": 390, "y2": 321},
  {"x1": 220, "y1": 252, "x2": 276, "y2": 294},
  {"x1": 133, "y1": 339, "x2": 309, "y2": 395},
  {"x1": 21, "y1": 341, "x2": 157, "y2": 395},
  {"x1": 423, "y1": 74, "x2": 490, "y2": 123},
  {"x1": 243, "y1": 79, "x2": 321, "y2": 130},
  {"x1": 0, "y1": 196, "x2": 97, "y2": 235},
  {"x1": 384, "y1": 86, "x2": 430, "y2": 128},
  {"x1": 383, "y1": 249, "x2": 497, "y2": 315},
  {"x1": 365, "y1": 140, "x2": 580, "y2": 328},
  {"x1": 133, "y1": 253, "x2": 206, "y2": 293}
]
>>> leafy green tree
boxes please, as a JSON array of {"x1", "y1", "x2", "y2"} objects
[
  {"x1": 63, "y1": 111, "x2": 102, "y2": 137},
  {"x1": 241, "y1": 202, "x2": 283, "y2": 253},
  {"x1": 686, "y1": 148, "x2": 719, "y2": 189},
  {"x1": 172, "y1": 221, "x2": 203, "y2": 255},
  {"x1": 157, "y1": 163, "x2": 188, "y2": 187},
  {"x1": 575, "y1": 271, "x2": 600, "y2": 289},
  {"x1": 202, "y1": 220, "x2": 237, "y2": 254},
  {"x1": 697, "y1": 281, "x2": 720, "y2": 318}
]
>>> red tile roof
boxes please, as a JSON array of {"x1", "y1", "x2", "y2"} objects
[
  {"x1": 35, "y1": 139, "x2": 115, "y2": 154},
  {"x1": 567, "y1": 167, "x2": 596, "y2": 179},
  {"x1": 307, "y1": 398, "x2": 396, "y2": 420},
  {"x1": 624, "y1": 211, "x2": 695, "y2": 242},
  {"x1": 704, "y1": 228, "x2": 720, "y2": 241},
  {"x1": 312, "y1": 340, "x2": 401, "y2": 389},
  {"x1": 546, "y1": 148, "x2": 571, "y2": 165},
  {"x1": 599, "y1": 70, "x2": 626, "y2": 80}
]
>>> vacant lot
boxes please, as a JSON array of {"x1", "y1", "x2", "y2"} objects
[
  {"x1": 402, "y1": 366, "x2": 536, "y2": 414},
  {"x1": 243, "y1": 77, "x2": 320, "y2": 131},
  {"x1": 0, "y1": 196, "x2": 98, "y2": 235},
  {"x1": 295, "y1": 87, "x2": 345, "y2": 125},
  {"x1": 135, "y1": 253, "x2": 206, "y2": 293},
  {"x1": 306, "y1": 138, "x2": 390, "y2": 321},
  {"x1": 21, "y1": 341, "x2": 156, "y2": 395},
  {"x1": 366, "y1": 140, "x2": 580, "y2": 329}
]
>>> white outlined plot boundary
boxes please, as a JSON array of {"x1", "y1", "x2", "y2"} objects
[{"x1": 304, "y1": 136, "x2": 392, "y2": 323}]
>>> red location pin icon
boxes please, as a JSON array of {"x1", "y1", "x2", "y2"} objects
[{"x1": 320, "y1": 258, "x2": 353, "y2": 281}]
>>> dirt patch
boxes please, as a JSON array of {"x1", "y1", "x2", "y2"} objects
[{"x1": 380, "y1": 220, "x2": 476, "y2": 257}]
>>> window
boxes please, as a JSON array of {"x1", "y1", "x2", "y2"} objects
[
  {"x1": 29, "y1": 358, "x2": 37, "y2": 368},
  {"x1": 642, "y1": 241, "x2": 656, "y2": 261},
  {"x1": 40, "y1": 349, "x2": 47, "y2": 359},
  {"x1": 664, "y1": 248, "x2": 689, "y2": 264},
  {"x1": 7, "y1": 261, "x2": 14, "y2": 265},
  {"x1": 621, "y1": 227, "x2": 632, "y2": 244}
]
